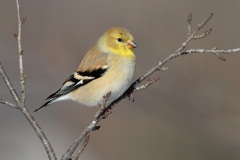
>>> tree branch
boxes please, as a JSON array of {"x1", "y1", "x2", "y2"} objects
[
  {"x1": 0, "y1": 99, "x2": 17, "y2": 108},
  {"x1": 14, "y1": 0, "x2": 57, "y2": 159},
  {"x1": 16, "y1": 0, "x2": 26, "y2": 104},
  {"x1": 71, "y1": 134, "x2": 90, "y2": 160}
]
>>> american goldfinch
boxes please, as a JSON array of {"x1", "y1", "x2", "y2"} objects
[{"x1": 34, "y1": 27, "x2": 137, "y2": 112}]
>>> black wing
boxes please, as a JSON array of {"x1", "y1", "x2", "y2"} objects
[{"x1": 34, "y1": 67, "x2": 107, "y2": 112}]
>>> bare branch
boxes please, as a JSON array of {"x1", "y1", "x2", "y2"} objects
[
  {"x1": 176, "y1": 13, "x2": 214, "y2": 53},
  {"x1": 20, "y1": 107, "x2": 57, "y2": 160},
  {"x1": 180, "y1": 47, "x2": 240, "y2": 61},
  {"x1": 134, "y1": 77, "x2": 160, "y2": 92},
  {"x1": 0, "y1": 99, "x2": 17, "y2": 108},
  {"x1": 71, "y1": 134, "x2": 90, "y2": 160},
  {"x1": 197, "y1": 12, "x2": 214, "y2": 30},
  {"x1": 187, "y1": 13, "x2": 192, "y2": 37},
  {"x1": 193, "y1": 28, "x2": 212, "y2": 39},
  {"x1": 61, "y1": 92, "x2": 112, "y2": 160},
  {"x1": 61, "y1": 121, "x2": 96, "y2": 160},
  {"x1": 16, "y1": 0, "x2": 26, "y2": 104}
]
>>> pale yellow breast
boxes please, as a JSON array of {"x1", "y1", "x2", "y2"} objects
[{"x1": 70, "y1": 54, "x2": 136, "y2": 107}]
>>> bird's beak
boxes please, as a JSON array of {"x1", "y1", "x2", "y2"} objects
[{"x1": 127, "y1": 41, "x2": 138, "y2": 49}]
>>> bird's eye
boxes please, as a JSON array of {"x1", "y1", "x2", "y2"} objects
[{"x1": 117, "y1": 38, "x2": 123, "y2": 42}]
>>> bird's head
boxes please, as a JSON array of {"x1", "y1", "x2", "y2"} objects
[{"x1": 98, "y1": 27, "x2": 137, "y2": 59}]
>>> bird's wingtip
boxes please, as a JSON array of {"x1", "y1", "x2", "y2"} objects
[{"x1": 33, "y1": 101, "x2": 50, "y2": 112}]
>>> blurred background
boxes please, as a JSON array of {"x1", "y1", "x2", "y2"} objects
[{"x1": 1, "y1": 0, "x2": 240, "y2": 159}]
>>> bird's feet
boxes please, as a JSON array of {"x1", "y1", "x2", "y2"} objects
[
  {"x1": 125, "y1": 86, "x2": 135, "y2": 102},
  {"x1": 98, "y1": 91, "x2": 112, "y2": 119}
]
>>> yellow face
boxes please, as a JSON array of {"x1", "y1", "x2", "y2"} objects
[{"x1": 100, "y1": 27, "x2": 137, "y2": 58}]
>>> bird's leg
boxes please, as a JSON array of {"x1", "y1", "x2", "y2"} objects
[
  {"x1": 125, "y1": 85, "x2": 135, "y2": 102},
  {"x1": 99, "y1": 91, "x2": 112, "y2": 119},
  {"x1": 127, "y1": 92, "x2": 134, "y2": 102}
]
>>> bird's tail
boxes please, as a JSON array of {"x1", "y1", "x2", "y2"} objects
[
  {"x1": 34, "y1": 89, "x2": 69, "y2": 112},
  {"x1": 33, "y1": 99, "x2": 53, "y2": 112}
]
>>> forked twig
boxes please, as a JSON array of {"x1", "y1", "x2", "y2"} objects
[{"x1": 61, "y1": 92, "x2": 112, "y2": 160}]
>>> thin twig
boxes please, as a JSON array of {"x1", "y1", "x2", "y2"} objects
[
  {"x1": 16, "y1": 0, "x2": 26, "y2": 104},
  {"x1": 61, "y1": 120, "x2": 97, "y2": 160},
  {"x1": 20, "y1": 107, "x2": 57, "y2": 160},
  {"x1": 61, "y1": 93, "x2": 112, "y2": 160},
  {"x1": 0, "y1": 99, "x2": 17, "y2": 108},
  {"x1": 187, "y1": 13, "x2": 192, "y2": 37},
  {"x1": 193, "y1": 28, "x2": 212, "y2": 39},
  {"x1": 176, "y1": 13, "x2": 214, "y2": 53},
  {"x1": 134, "y1": 77, "x2": 160, "y2": 92},
  {"x1": 186, "y1": 48, "x2": 240, "y2": 54},
  {"x1": 72, "y1": 134, "x2": 90, "y2": 160}
]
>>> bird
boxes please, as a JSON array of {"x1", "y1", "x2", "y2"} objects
[{"x1": 34, "y1": 27, "x2": 137, "y2": 112}]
